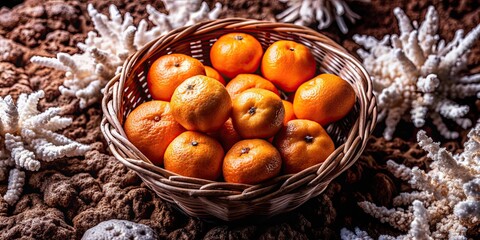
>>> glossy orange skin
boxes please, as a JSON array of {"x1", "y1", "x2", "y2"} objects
[
  {"x1": 223, "y1": 139, "x2": 282, "y2": 184},
  {"x1": 231, "y1": 88, "x2": 285, "y2": 139},
  {"x1": 164, "y1": 131, "x2": 224, "y2": 181},
  {"x1": 225, "y1": 74, "x2": 280, "y2": 100},
  {"x1": 205, "y1": 66, "x2": 226, "y2": 85},
  {"x1": 124, "y1": 100, "x2": 185, "y2": 166},
  {"x1": 217, "y1": 118, "x2": 243, "y2": 151},
  {"x1": 210, "y1": 33, "x2": 263, "y2": 79},
  {"x1": 147, "y1": 53, "x2": 205, "y2": 101},
  {"x1": 273, "y1": 119, "x2": 335, "y2": 174},
  {"x1": 282, "y1": 100, "x2": 296, "y2": 125},
  {"x1": 261, "y1": 40, "x2": 316, "y2": 92},
  {"x1": 170, "y1": 75, "x2": 232, "y2": 133},
  {"x1": 293, "y1": 73, "x2": 356, "y2": 126}
]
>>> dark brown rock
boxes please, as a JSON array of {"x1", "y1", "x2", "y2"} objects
[
  {"x1": 258, "y1": 223, "x2": 308, "y2": 240},
  {"x1": 203, "y1": 225, "x2": 258, "y2": 240},
  {"x1": 0, "y1": 7, "x2": 20, "y2": 31},
  {"x1": 0, "y1": 62, "x2": 32, "y2": 98},
  {"x1": 1, "y1": 195, "x2": 75, "y2": 239},
  {"x1": 0, "y1": 37, "x2": 26, "y2": 66},
  {"x1": 10, "y1": 19, "x2": 48, "y2": 47}
]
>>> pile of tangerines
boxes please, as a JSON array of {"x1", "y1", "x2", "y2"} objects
[{"x1": 124, "y1": 33, "x2": 355, "y2": 185}]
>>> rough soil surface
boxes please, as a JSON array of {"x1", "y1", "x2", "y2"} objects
[{"x1": 0, "y1": 0, "x2": 478, "y2": 239}]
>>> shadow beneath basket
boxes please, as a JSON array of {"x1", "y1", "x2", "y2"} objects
[{"x1": 169, "y1": 198, "x2": 309, "y2": 226}]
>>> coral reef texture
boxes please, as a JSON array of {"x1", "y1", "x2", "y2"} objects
[{"x1": 0, "y1": 0, "x2": 478, "y2": 239}]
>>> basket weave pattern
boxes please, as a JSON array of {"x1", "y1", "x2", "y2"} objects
[{"x1": 101, "y1": 18, "x2": 377, "y2": 221}]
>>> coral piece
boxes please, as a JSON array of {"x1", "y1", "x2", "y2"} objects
[
  {"x1": 342, "y1": 201, "x2": 432, "y2": 240},
  {"x1": 3, "y1": 169, "x2": 24, "y2": 205},
  {"x1": 31, "y1": 2, "x2": 222, "y2": 109},
  {"x1": 276, "y1": 0, "x2": 367, "y2": 34},
  {"x1": 346, "y1": 125, "x2": 480, "y2": 239},
  {"x1": 357, "y1": 201, "x2": 413, "y2": 231},
  {"x1": 354, "y1": 6, "x2": 480, "y2": 140},
  {"x1": 0, "y1": 91, "x2": 90, "y2": 205},
  {"x1": 81, "y1": 219, "x2": 157, "y2": 240},
  {"x1": 340, "y1": 227, "x2": 373, "y2": 240}
]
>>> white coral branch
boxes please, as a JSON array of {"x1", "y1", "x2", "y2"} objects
[
  {"x1": 3, "y1": 169, "x2": 25, "y2": 205},
  {"x1": 386, "y1": 160, "x2": 412, "y2": 181},
  {"x1": 0, "y1": 91, "x2": 91, "y2": 205},
  {"x1": 408, "y1": 201, "x2": 432, "y2": 240},
  {"x1": 354, "y1": 6, "x2": 480, "y2": 139},
  {"x1": 352, "y1": 126, "x2": 480, "y2": 238},
  {"x1": 276, "y1": 0, "x2": 365, "y2": 34},
  {"x1": 5, "y1": 133, "x2": 39, "y2": 171},
  {"x1": 31, "y1": 1, "x2": 223, "y2": 108},
  {"x1": 358, "y1": 201, "x2": 412, "y2": 231},
  {"x1": 393, "y1": 191, "x2": 433, "y2": 207}
]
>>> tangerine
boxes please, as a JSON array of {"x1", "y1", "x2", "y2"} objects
[
  {"x1": 282, "y1": 100, "x2": 296, "y2": 125},
  {"x1": 225, "y1": 73, "x2": 279, "y2": 100},
  {"x1": 293, "y1": 73, "x2": 355, "y2": 126},
  {"x1": 147, "y1": 53, "x2": 205, "y2": 101},
  {"x1": 205, "y1": 66, "x2": 226, "y2": 85},
  {"x1": 261, "y1": 40, "x2": 316, "y2": 92},
  {"x1": 217, "y1": 118, "x2": 242, "y2": 151},
  {"x1": 273, "y1": 119, "x2": 335, "y2": 174},
  {"x1": 231, "y1": 88, "x2": 284, "y2": 139},
  {"x1": 210, "y1": 33, "x2": 263, "y2": 78},
  {"x1": 170, "y1": 75, "x2": 232, "y2": 133},
  {"x1": 223, "y1": 139, "x2": 281, "y2": 184},
  {"x1": 164, "y1": 131, "x2": 224, "y2": 180},
  {"x1": 124, "y1": 100, "x2": 185, "y2": 166}
]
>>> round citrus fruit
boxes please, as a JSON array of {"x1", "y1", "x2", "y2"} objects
[
  {"x1": 282, "y1": 100, "x2": 296, "y2": 125},
  {"x1": 223, "y1": 139, "x2": 282, "y2": 184},
  {"x1": 147, "y1": 53, "x2": 205, "y2": 101},
  {"x1": 124, "y1": 100, "x2": 185, "y2": 166},
  {"x1": 217, "y1": 118, "x2": 243, "y2": 151},
  {"x1": 293, "y1": 73, "x2": 355, "y2": 126},
  {"x1": 205, "y1": 66, "x2": 226, "y2": 85},
  {"x1": 171, "y1": 75, "x2": 232, "y2": 133},
  {"x1": 231, "y1": 88, "x2": 284, "y2": 139},
  {"x1": 164, "y1": 131, "x2": 224, "y2": 181},
  {"x1": 273, "y1": 119, "x2": 335, "y2": 174},
  {"x1": 261, "y1": 40, "x2": 316, "y2": 92},
  {"x1": 225, "y1": 73, "x2": 279, "y2": 100},
  {"x1": 210, "y1": 33, "x2": 263, "y2": 78}
]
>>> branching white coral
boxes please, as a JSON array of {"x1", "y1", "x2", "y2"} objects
[
  {"x1": 354, "y1": 6, "x2": 480, "y2": 140},
  {"x1": 357, "y1": 201, "x2": 413, "y2": 231},
  {"x1": 276, "y1": 0, "x2": 368, "y2": 34},
  {"x1": 341, "y1": 201, "x2": 432, "y2": 240},
  {"x1": 31, "y1": 1, "x2": 222, "y2": 109},
  {"x1": 0, "y1": 91, "x2": 90, "y2": 205},
  {"x1": 345, "y1": 126, "x2": 480, "y2": 239}
]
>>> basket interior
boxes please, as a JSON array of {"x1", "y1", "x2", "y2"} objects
[{"x1": 121, "y1": 29, "x2": 360, "y2": 147}]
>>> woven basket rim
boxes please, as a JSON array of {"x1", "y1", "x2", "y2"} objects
[{"x1": 101, "y1": 18, "x2": 377, "y2": 220}]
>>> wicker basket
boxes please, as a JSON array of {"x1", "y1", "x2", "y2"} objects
[{"x1": 101, "y1": 18, "x2": 377, "y2": 221}]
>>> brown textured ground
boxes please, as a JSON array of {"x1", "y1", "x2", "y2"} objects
[{"x1": 0, "y1": 0, "x2": 478, "y2": 239}]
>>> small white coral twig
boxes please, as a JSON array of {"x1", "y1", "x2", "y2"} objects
[
  {"x1": 3, "y1": 168, "x2": 25, "y2": 205},
  {"x1": 358, "y1": 201, "x2": 413, "y2": 231},
  {"x1": 31, "y1": 1, "x2": 223, "y2": 109},
  {"x1": 350, "y1": 126, "x2": 480, "y2": 238},
  {"x1": 0, "y1": 91, "x2": 90, "y2": 205},
  {"x1": 276, "y1": 0, "x2": 368, "y2": 34},
  {"x1": 354, "y1": 6, "x2": 480, "y2": 140},
  {"x1": 408, "y1": 200, "x2": 432, "y2": 240}
]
